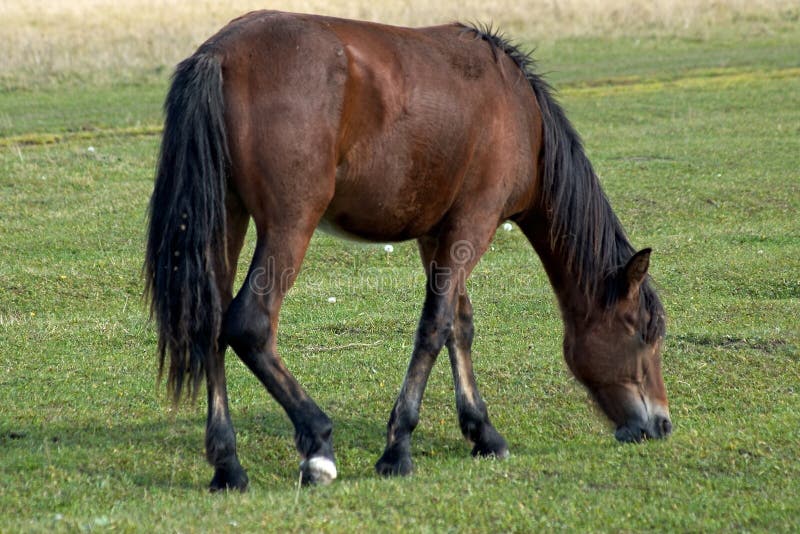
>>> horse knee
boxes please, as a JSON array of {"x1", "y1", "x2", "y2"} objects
[{"x1": 416, "y1": 312, "x2": 453, "y2": 354}]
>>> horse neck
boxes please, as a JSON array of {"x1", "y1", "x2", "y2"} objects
[{"x1": 516, "y1": 211, "x2": 598, "y2": 325}]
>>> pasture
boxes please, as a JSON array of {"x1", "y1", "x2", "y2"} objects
[{"x1": 1, "y1": 1, "x2": 799, "y2": 531}]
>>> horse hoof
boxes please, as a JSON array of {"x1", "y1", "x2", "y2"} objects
[
  {"x1": 472, "y1": 444, "x2": 510, "y2": 459},
  {"x1": 471, "y1": 427, "x2": 510, "y2": 459},
  {"x1": 209, "y1": 467, "x2": 249, "y2": 493},
  {"x1": 375, "y1": 451, "x2": 414, "y2": 477},
  {"x1": 300, "y1": 456, "x2": 338, "y2": 485}
]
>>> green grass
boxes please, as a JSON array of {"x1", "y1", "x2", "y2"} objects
[{"x1": 1, "y1": 23, "x2": 799, "y2": 533}]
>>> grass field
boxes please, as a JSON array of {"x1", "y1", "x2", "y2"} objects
[{"x1": 1, "y1": 2, "x2": 799, "y2": 532}]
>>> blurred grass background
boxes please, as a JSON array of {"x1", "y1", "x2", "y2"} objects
[{"x1": 1, "y1": 0, "x2": 798, "y2": 88}]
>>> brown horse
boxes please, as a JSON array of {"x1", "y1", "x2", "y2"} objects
[{"x1": 145, "y1": 10, "x2": 671, "y2": 491}]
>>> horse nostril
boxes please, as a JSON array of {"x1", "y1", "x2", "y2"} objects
[{"x1": 657, "y1": 416, "x2": 673, "y2": 437}]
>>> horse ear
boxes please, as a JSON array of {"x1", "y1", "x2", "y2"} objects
[{"x1": 622, "y1": 248, "x2": 651, "y2": 299}]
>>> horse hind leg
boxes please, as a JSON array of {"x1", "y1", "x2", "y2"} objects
[
  {"x1": 216, "y1": 47, "x2": 343, "y2": 483},
  {"x1": 204, "y1": 198, "x2": 251, "y2": 492},
  {"x1": 222, "y1": 217, "x2": 337, "y2": 485}
]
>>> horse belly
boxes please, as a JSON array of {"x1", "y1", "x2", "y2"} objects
[{"x1": 320, "y1": 151, "x2": 460, "y2": 242}]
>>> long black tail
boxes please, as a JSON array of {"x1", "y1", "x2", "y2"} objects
[{"x1": 145, "y1": 52, "x2": 229, "y2": 403}]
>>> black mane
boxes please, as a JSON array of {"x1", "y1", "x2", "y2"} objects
[{"x1": 461, "y1": 23, "x2": 665, "y2": 342}]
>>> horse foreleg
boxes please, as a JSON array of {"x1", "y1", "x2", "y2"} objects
[
  {"x1": 447, "y1": 293, "x2": 509, "y2": 458},
  {"x1": 375, "y1": 275, "x2": 454, "y2": 476}
]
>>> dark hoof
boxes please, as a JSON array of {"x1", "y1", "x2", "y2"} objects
[
  {"x1": 375, "y1": 449, "x2": 414, "y2": 477},
  {"x1": 471, "y1": 426, "x2": 510, "y2": 459},
  {"x1": 300, "y1": 456, "x2": 338, "y2": 485},
  {"x1": 209, "y1": 466, "x2": 249, "y2": 493}
]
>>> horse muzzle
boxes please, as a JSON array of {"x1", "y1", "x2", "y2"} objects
[{"x1": 615, "y1": 413, "x2": 673, "y2": 443}]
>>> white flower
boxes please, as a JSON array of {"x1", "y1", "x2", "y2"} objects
[
  {"x1": 502, "y1": 222, "x2": 513, "y2": 231},
  {"x1": 384, "y1": 244, "x2": 394, "y2": 253},
  {"x1": 327, "y1": 297, "x2": 337, "y2": 303}
]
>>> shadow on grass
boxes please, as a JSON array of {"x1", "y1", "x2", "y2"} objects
[
  {"x1": 0, "y1": 407, "x2": 488, "y2": 491},
  {"x1": 673, "y1": 332, "x2": 797, "y2": 359}
]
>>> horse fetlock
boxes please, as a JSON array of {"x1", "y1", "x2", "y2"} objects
[
  {"x1": 205, "y1": 425, "x2": 238, "y2": 466},
  {"x1": 209, "y1": 461, "x2": 249, "y2": 493},
  {"x1": 296, "y1": 412, "x2": 337, "y2": 485},
  {"x1": 294, "y1": 405, "x2": 332, "y2": 440}
]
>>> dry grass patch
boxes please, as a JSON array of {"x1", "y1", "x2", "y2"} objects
[{"x1": 1, "y1": 0, "x2": 797, "y2": 88}]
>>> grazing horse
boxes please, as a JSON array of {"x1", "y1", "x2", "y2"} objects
[{"x1": 145, "y1": 10, "x2": 671, "y2": 491}]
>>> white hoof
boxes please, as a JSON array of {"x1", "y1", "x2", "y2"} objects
[{"x1": 301, "y1": 456, "x2": 337, "y2": 485}]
